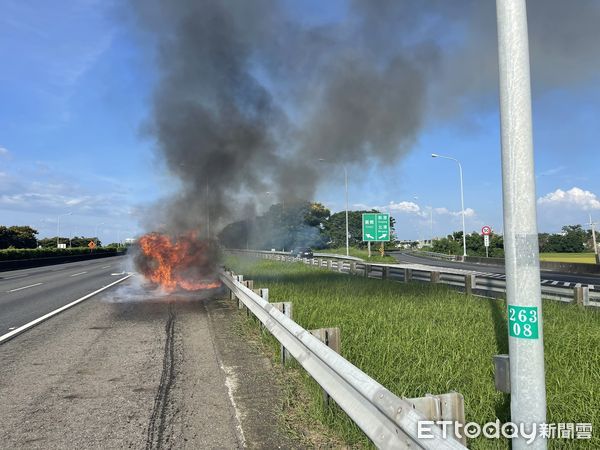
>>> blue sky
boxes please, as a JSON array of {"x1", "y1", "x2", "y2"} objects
[{"x1": 1, "y1": 0, "x2": 599, "y2": 243}]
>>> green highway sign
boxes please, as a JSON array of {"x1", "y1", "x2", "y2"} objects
[{"x1": 362, "y1": 213, "x2": 390, "y2": 242}]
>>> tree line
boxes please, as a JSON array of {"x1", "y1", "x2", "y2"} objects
[
  {"x1": 0, "y1": 225, "x2": 105, "y2": 249},
  {"x1": 430, "y1": 224, "x2": 596, "y2": 257},
  {"x1": 218, "y1": 201, "x2": 397, "y2": 250}
]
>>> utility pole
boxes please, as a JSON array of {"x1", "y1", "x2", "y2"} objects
[
  {"x1": 206, "y1": 182, "x2": 210, "y2": 239},
  {"x1": 496, "y1": 1, "x2": 546, "y2": 448},
  {"x1": 344, "y1": 166, "x2": 349, "y2": 257},
  {"x1": 589, "y1": 214, "x2": 599, "y2": 264}
]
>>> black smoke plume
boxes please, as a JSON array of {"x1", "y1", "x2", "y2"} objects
[{"x1": 129, "y1": 0, "x2": 600, "y2": 233}]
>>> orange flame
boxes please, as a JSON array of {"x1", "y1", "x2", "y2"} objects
[{"x1": 137, "y1": 231, "x2": 221, "y2": 292}]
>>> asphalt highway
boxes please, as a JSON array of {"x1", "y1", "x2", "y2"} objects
[
  {"x1": 0, "y1": 256, "x2": 129, "y2": 336},
  {"x1": 389, "y1": 251, "x2": 600, "y2": 290},
  {"x1": 0, "y1": 261, "x2": 296, "y2": 448}
]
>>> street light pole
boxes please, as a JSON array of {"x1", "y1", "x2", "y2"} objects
[
  {"x1": 95, "y1": 222, "x2": 104, "y2": 246},
  {"x1": 344, "y1": 165, "x2": 349, "y2": 257},
  {"x1": 57, "y1": 212, "x2": 72, "y2": 248},
  {"x1": 206, "y1": 182, "x2": 211, "y2": 239},
  {"x1": 589, "y1": 214, "x2": 598, "y2": 263},
  {"x1": 319, "y1": 159, "x2": 349, "y2": 256},
  {"x1": 431, "y1": 153, "x2": 467, "y2": 257},
  {"x1": 497, "y1": 1, "x2": 547, "y2": 447}
]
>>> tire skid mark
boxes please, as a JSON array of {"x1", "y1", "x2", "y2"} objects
[{"x1": 146, "y1": 306, "x2": 176, "y2": 450}]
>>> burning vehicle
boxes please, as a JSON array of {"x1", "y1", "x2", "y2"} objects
[{"x1": 134, "y1": 231, "x2": 221, "y2": 292}]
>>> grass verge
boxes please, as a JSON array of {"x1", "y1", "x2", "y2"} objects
[
  {"x1": 540, "y1": 253, "x2": 597, "y2": 264},
  {"x1": 319, "y1": 246, "x2": 397, "y2": 263},
  {"x1": 225, "y1": 256, "x2": 599, "y2": 449}
]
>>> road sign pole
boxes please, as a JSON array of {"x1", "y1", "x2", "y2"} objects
[
  {"x1": 344, "y1": 166, "x2": 349, "y2": 257},
  {"x1": 496, "y1": 1, "x2": 546, "y2": 448}
]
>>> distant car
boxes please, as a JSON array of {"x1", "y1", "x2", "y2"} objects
[{"x1": 292, "y1": 247, "x2": 313, "y2": 258}]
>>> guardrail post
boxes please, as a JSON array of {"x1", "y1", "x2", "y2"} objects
[
  {"x1": 350, "y1": 261, "x2": 357, "y2": 275},
  {"x1": 464, "y1": 274, "x2": 475, "y2": 295},
  {"x1": 309, "y1": 327, "x2": 341, "y2": 407},
  {"x1": 430, "y1": 271, "x2": 440, "y2": 283},
  {"x1": 403, "y1": 268, "x2": 412, "y2": 283},
  {"x1": 363, "y1": 264, "x2": 370, "y2": 278},
  {"x1": 407, "y1": 393, "x2": 466, "y2": 446},
  {"x1": 381, "y1": 266, "x2": 390, "y2": 280},
  {"x1": 272, "y1": 302, "x2": 293, "y2": 365},
  {"x1": 227, "y1": 272, "x2": 236, "y2": 300},
  {"x1": 241, "y1": 280, "x2": 253, "y2": 312},
  {"x1": 573, "y1": 286, "x2": 589, "y2": 306},
  {"x1": 232, "y1": 275, "x2": 243, "y2": 304},
  {"x1": 327, "y1": 259, "x2": 332, "y2": 270}
]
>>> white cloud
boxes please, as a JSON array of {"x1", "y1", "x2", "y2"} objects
[
  {"x1": 354, "y1": 200, "x2": 424, "y2": 215},
  {"x1": 0, "y1": 146, "x2": 9, "y2": 157},
  {"x1": 387, "y1": 201, "x2": 421, "y2": 214},
  {"x1": 538, "y1": 187, "x2": 600, "y2": 210},
  {"x1": 354, "y1": 200, "x2": 475, "y2": 219},
  {"x1": 434, "y1": 207, "x2": 475, "y2": 218}
]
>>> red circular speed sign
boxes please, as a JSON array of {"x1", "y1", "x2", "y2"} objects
[{"x1": 482, "y1": 226, "x2": 492, "y2": 236}]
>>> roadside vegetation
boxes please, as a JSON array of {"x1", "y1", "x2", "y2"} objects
[
  {"x1": 226, "y1": 256, "x2": 599, "y2": 449},
  {"x1": 540, "y1": 253, "x2": 597, "y2": 264},
  {"x1": 0, "y1": 247, "x2": 125, "y2": 261},
  {"x1": 318, "y1": 246, "x2": 396, "y2": 263}
]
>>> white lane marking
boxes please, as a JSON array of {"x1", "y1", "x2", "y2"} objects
[
  {"x1": 541, "y1": 279, "x2": 550, "y2": 284},
  {"x1": 7, "y1": 283, "x2": 43, "y2": 293},
  {"x1": 551, "y1": 281, "x2": 559, "y2": 286},
  {"x1": 111, "y1": 272, "x2": 125, "y2": 276},
  {"x1": 0, "y1": 274, "x2": 133, "y2": 345},
  {"x1": 589, "y1": 285, "x2": 595, "y2": 290},
  {"x1": 70, "y1": 271, "x2": 88, "y2": 277},
  {"x1": 4, "y1": 275, "x2": 26, "y2": 280},
  {"x1": 562, "y1": 282, "x2": 570, "y2": 287},
  {"x1": 575, "y1": 283, "x2": 582, "y2": 288},
  {"x1": 101, "y1": 265, "x2": 111, "y2": 269},
  {"x1": 8, "y1": 327, "x2": 15, "y2": 331}
]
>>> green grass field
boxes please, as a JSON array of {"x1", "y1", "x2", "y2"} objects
[
  {"x1": 227, "y1": 256, "x2": 599, "y2": 449},
  {"x1": 318, "y1": 246, "x2": 397, "y2": 263},
  {"x1": 540, "y1": 253, "x2": 597, "y2": 264}
]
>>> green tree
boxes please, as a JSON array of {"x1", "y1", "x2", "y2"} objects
[
  {"x1": 322, "y1": 210, "x2": 397, "y2": 249},
  {"x1": 540, "y1": 225, "x2": 586, "y2": 253},
  {"x1": 0, "y1": 226, "x2": 38, "y2": 249},
  {"x1": 219, "y1": 201, "x2": 330, "y2": 250}
]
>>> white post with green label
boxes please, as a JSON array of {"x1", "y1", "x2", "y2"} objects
[{"x1": 496, "y1": 0, "x2": 546, "y2": 448}]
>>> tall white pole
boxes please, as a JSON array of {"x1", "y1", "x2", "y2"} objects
[
  {"x1": 344, "y1": 166, "x2": 349, "y2": 257},
  {"x1": 497, "y1": 1, "x2": 546, "y2": 448},
  {"x1": 206, "y1": 182, "x2": 211, "y2": 239},
  {"x1": 57, "y1": 212, "x2": 71, "y2": 248},
  {"x1": 429, "y1": 206, "x2": 433, "y2": 243},
  {"x1": 95, "y1": 222, "x2": 104, "y2": 246},
  {"x1": 589, "y1": 214, "x2": 598, "y2": 262},
  {"x1": 431, "y1": 154, "x2": 467, "y2": 256},
  {"x1": 458, "y1": 162, "x2": 467, "y2": 257}
]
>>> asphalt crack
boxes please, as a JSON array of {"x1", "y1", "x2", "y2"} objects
[{"x1": 146, "y1": 306, "x2": 176, "y2": 450}]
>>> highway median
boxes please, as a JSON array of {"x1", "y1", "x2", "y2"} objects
[{"x1": 226, "y1": 255, "x2": 599, "y2": 449}]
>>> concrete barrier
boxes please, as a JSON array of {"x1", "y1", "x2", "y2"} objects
[{"x1": 0, "y1": 251, "x2": 125, "y2": 271}]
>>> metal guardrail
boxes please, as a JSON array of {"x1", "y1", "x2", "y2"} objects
[
  {"x1": 231, "y1": 249, "x2": 600, "y2": 307},
  {"x1": 220, "y1": 270, "x2": 466, "y2": 450}
]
